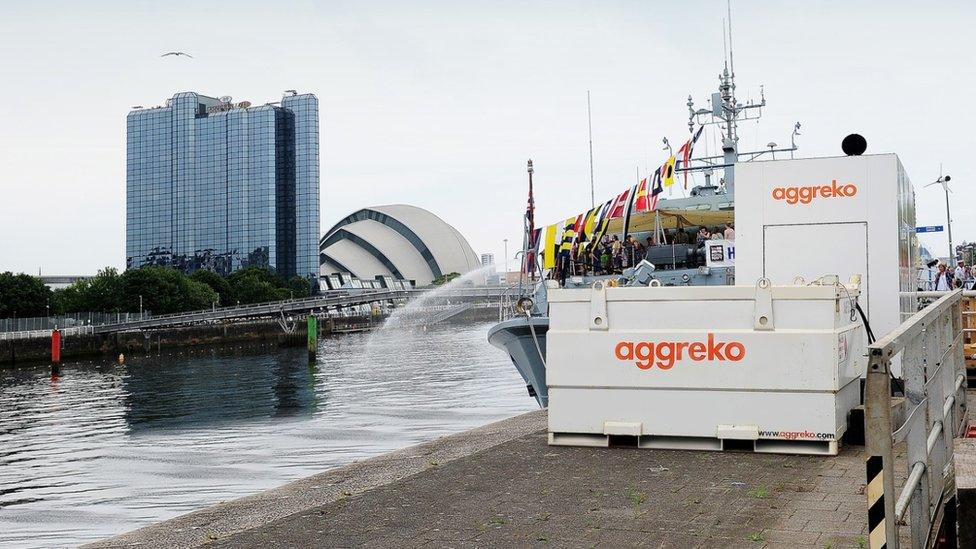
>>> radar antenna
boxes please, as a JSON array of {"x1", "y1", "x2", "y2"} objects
[{"x1": 676, "y1": 0, "x2": 800, "y2": 195}]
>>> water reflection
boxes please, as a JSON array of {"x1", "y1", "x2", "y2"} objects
[
  {"x1": 0, "y1": 322, "x2": 532, "y2": 548},
  {"x1": 120, "y1": 349, "x2": 320, "y2": 432}
]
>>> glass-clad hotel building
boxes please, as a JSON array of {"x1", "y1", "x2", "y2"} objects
[{"x1": 126, "y1": 92, "x2": 319, "y2": 283}]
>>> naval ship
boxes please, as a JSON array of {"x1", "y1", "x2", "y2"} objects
[{"x1": 489, "y1": 65, "x2": 802, "y2": 408}]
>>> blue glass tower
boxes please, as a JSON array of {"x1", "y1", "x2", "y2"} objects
[{"x1": 126, "y1": 92, "x2": 319, "y2": 284}]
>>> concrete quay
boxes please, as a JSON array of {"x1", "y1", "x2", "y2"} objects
[{"x1": 88, "y1": 409, "x2": 906, "y2": 549}]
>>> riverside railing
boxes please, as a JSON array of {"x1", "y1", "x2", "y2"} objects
[
  {"x1": 0, "y1": 325, "x2": 94, "y2": 341},
  {"x1": 865, "y1": 289, "x2": 969, "y2": 548},
  {"x1": 0, "y1": 312, "x2": 148, "y2": 333}
]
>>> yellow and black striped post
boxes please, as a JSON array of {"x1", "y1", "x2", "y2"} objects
[
  {"x1": 866, "y1": 455, "x2": 887, "y2": 548},
  {"x1": 864, "y1": 347, "x2": 898, "y2": 549},
  {"x1": 864, "y1": 351, "x2": 898, "y2": 548}
]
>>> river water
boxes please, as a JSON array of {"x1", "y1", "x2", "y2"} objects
[{"x1": 0, "y1": 321, "x2": 534, "y2": 548}]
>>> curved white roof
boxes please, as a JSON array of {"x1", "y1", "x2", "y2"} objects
[{"x1": 320, "y1": 204, "x2": 481, "y2": 286}]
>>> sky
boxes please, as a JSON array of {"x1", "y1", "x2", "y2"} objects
[{"x1": 1, "y1": 0, "x2": 974, "y2": 275}]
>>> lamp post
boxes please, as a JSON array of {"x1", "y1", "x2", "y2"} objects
[
  {"x1": 139, "y1": 295, "x2": 143, "y2": 320},
  {"x1": 503, "y1": 238, "x2": 508, "y2": 281}
]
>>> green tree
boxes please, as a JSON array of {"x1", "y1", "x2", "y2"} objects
[
  {"x1": 88, "y1": 267, "x2": 123, "y2": 311},
  {"x1": 0, "y1": 272, "x2": 53, "y2": 318},
  {"x1": 49, "y1": 267, "x2": 122, "y2": 314},
  {"x1": 231, "y1": 275, "x2": 281, "y2": 304},
  {"x1": 191, "y1": 269, "x2": 233, "y2": 306},
  {"x1": 51, "y1": 285, "x2": 82, "y2": 315},
  {"x1": 430, "y1": 272, "x2": 461, "y2": 286},
  {"x1": 284, "y1": 275, "x2": 312, "y2": 299},
  {"x1": 117, "y1": 267, "x2": 217, "y2": 314},
  {"x1": 225, "y1": 267, "x2": 306, "y2": 304}
]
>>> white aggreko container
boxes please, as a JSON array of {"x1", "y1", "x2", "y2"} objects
[
  {"x1": 546, "y1": 279, "x2": 865, "y2": 455},
  {"x1": 734, "y1": 154, "x2": 917, "y2": 374}
]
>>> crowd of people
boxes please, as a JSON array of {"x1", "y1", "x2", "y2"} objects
[
  {"x1": 932, "y1": 259, "x2": 976, "y2": 291},
  {"x1": 550, "y1": 223, "x2": 734, "y2": 285}
]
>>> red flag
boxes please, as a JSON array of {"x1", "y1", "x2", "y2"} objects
[
  {"x1": 609, "y1": 188, "x2": 631, "y2": 218},
  {"x1": 677, "y1": 125, "x2": 705, "y2": 189},
  {"x1": 676, "y1": 141, "x2": 691, "y2": 189},
  {"x1": 523, "y1": 228, "x2": 542, "y2": 274},
  {"x1": 634, "y1": 177, "x2": 649, "y2": 212}
]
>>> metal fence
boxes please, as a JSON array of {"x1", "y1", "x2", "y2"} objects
[
  {"x1": 0, "y1": 325, "x2": 95, "y2": 341},
  {"x1": 865, "y1": 289, "x2": 970, "y2": 548},
  {"x1": 0, "y1": 313, "x2": 149, "y2": 333}
]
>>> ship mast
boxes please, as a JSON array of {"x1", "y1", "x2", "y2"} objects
[{"x1": 678, "y1": 5, "x2": 799, "y2": 196}]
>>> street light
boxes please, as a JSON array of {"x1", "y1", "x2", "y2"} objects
[
  {"x1": 139, "y1": 295, "x2": 143, "y2": 320},
  {"x1": 924, "y1": 171, "x2": 954, "y2": 261},
  {"x1": 503, "y1": 239, "x2": 509, "y2": 280}
]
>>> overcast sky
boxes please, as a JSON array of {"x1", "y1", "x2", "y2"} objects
[{"x1": 1, "y1": 0, "x2": 973, "y2": 275}]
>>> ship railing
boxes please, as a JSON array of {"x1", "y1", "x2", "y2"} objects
[{"x1": 865, "y1": 289, "x2": 968, "y2": 548}]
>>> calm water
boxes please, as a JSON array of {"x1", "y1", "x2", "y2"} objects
[{"x1": 0, "y1": 321, "x2": 533, "y2": 548}]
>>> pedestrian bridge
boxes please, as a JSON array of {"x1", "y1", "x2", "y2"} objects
[{"x1": 0, "y1": 286, "x2": 518, "y2": 341}]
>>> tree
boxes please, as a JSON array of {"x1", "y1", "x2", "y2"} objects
[
  {"x1": 225, "y1": 267, "x2": 308, "y2": 304},
  {"x1": 284, "y1": 275, "x2": 312, "y2": 299},
  {"x1": 191, "y1": 269, "x2": 232, "y2": 306},
  {"x1": 48, "y1": 265, "x2": 308, "y2": 314},
  {"x1": 430, "y1": 272, "x2": 461, "y2": 286},
  {"x1": 51, "y1": 266, "x2": 218, "y2": 315},
  {"x1": 0, "y1": 272, "x2": 53, "y2": 318},
  {"x1": 117, "y1": 267, "x2": 217, "y2": 314},
  {"x1": 51, "y1": 267, "x2": 123, "y2": 313},
  {"x1": 52, "y1": 269, "x2": 123, "y2": 314},
  {"x1": 231, "y1": 275, "x2": 281, "y2": 304}
]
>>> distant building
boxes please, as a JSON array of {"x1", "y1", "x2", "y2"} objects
[
  {"x1": 480, "y1": 253, "x2": 500, "y2": 285},
  {"x1": 39, "y1": 275, "x2": 91, "y2": 290},
  {"x1": 320, "y1": 205, "x2": 481, "y2": 287},
  {"x1": 126, "y1": 92, "x2": 320, "y2": 283}
]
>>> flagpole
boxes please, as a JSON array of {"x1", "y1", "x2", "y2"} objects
[
  {"x1": 587, "y1": 90, "x2": 595, "y2": 209},
  {"x1": 526, "y1": 159, "x2": 535, "y2": 281}
]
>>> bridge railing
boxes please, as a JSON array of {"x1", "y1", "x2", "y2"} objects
[{"x1": 865, "y1": 289, "x2": 969, "y2": 548}]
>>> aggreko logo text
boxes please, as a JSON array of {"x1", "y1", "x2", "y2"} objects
[
  {"x1": 614, "y1": 333, "x2": 745, "y2": 370},
  {"x1": 771, "y1": 179, "x2": 858, "y2": 205}
]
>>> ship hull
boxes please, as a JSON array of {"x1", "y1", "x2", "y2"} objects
[{"x1": 487, "y1": 317, "x2": 549, "y2": 408}]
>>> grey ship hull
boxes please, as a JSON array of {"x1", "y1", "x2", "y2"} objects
[{"x1": 487, "y1": 317, "x2": 549, "y2": 408}]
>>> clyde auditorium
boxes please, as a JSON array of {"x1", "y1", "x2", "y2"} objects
[{"x1": 319, "y1": 205, "x2": 481, "y2": 287}]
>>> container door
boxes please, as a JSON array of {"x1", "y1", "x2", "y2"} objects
[{"x1": 762, "y1": 222, "x2": 868, "y2": 310}]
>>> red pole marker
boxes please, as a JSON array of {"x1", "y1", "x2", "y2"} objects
[{"x1": 51, "y1": 329, "x2": 61, "y2": 366}]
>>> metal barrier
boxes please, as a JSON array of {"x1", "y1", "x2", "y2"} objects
[
  {"x1": 0, "y1": 325, "x2": 94, "y2": 341},
  {"x1": 865, "y1": 289, "x2": 968, "y2": 548}
]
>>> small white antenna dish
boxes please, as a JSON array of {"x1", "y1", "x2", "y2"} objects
[{"x1": 219, "y1": 95, "x2": 232, "y2": 103}]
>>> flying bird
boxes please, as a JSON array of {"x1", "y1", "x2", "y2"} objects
[{"x1": 161, "y1": 52, "x2": 193, "y2": 58}]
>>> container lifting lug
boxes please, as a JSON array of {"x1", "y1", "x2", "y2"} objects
[
  {"x1": 589, "y1": 280, "x2": 609, "y2": 331},
  {"x1": 754, "y1": 277, "x2": 775, "y2": 331}
]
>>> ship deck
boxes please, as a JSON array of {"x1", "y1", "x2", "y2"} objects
[{"x1": 88, "y1": 407, "x2": 924, "y2": 548}]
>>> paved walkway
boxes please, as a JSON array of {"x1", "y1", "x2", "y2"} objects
[{"x1": 92, "y1": 410, "x2": 890, "y2": 548}]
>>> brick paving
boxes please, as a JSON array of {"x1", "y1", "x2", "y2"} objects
[{"x1": 212, "y1": 418, "x2": 882, "y2": 548}]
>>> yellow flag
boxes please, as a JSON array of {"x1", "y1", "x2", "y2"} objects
[
  {"x1": 663, "y1": 155, "x2": 677, "y2": 187},
  {"x1": 583, "y1": 207, "x2": 598, "y2": 238},
  {"x1": 543, "y1": 224, "x2": 558, "y2": 269}
]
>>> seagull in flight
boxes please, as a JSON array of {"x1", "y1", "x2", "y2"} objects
[{"x1": 161, "y1": 51, "x2": 193, "y2": 58}]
